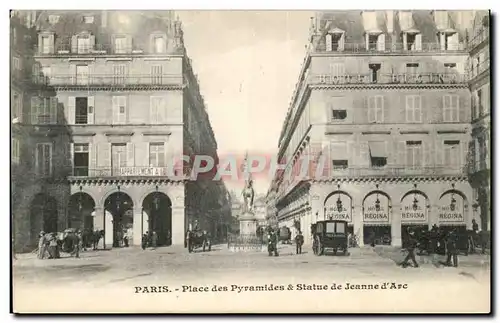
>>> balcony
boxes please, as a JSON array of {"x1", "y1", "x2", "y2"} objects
[
  {"x1": 32, "y1": 74, "x2": 184, "y2": 87},
  {"x1": 326, "y1": 166, "x2": 466, "y2": 177},
  {"x1": 310, "y1": 72, "x2": 467, "y2": 86},
  {"x1": 69, "y1": 166, "x2": 190, "y2": 179},
  {"x1": 34, "y1": 43, "x2": 178, "y2": 56},
  {"x1": 315, "y1": 42, "x2": 466, "y2": 54},
  {"x1": 468, "y1": 60, "x2": 490, "y2": 80},
  {"x1": 467, "y1": 28, "x2": 489, "y2": 50}
]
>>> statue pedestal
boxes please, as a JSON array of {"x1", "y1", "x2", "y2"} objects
[{"x1": 239, "y1": 211, "x2": 258, "y2": 236}]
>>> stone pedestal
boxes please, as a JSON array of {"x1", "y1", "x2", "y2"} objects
[{"x1": 239, "y1": 211, "x2": 258, "y2": 235}]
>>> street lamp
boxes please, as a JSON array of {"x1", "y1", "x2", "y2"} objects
[{"x1": 153, "y1": 185, "x2": 160, "y2": 211}]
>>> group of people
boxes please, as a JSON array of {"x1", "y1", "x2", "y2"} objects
[
  {"x1": 265, "y1": 228, "x2": 304, "y2": 257},
  {"x1": 37, "y1": 230, "x2": 82, "y2": 259},
  {"x1": 141, "y1": 231, "x2": 159, "y2": 250}
]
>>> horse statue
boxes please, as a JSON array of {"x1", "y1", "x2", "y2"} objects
[{"x1": 241, "y1": 179, "x2": 255, "y2": 214}]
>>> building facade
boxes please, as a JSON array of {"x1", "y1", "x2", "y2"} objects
[
  {"x1": 272, "y1": 10, "x2": 482, "y2": 247},
  {"x1": 12, "y1": 10, "x2": 227, "y2": 250},
  {"x1": 466, "y1": 11, "x2": 490, "y2": 231}
]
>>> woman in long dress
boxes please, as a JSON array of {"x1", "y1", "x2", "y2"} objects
[{"x1": 37, "y1": 231, "x2": 46, "y2": 259}]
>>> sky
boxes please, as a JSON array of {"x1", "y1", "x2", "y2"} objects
[{"x1": 177, "y1": 11, "x2": 313, "y2": 196}]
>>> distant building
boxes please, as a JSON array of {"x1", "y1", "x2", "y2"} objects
[{"x1": 271, "y1": 10, "x2": 488, "y2": 247}]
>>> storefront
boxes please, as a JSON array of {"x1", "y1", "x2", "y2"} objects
[
  {"x1": 324, "y1": 191, "x2": 353, "y2": 234},
  {"x1": 438, "y1": 191, "x2": 468, "y2": 251},
  {"x1": 400, "y1": 191, "x2": 429, "y2": 248},
  {"x1": 363, "y1": 192, "x2": 391, "y2": 245}
]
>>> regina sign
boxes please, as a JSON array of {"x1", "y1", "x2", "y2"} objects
[
  {"x1": 363, "y1": 193, "x2": 389, "y2": 223},
  {"x1": 324, "y1": 193, "x2": 352, "y2": 222},
  {"x1": 401, "y1": 194, "x2": 427, "y2": 223},
  {"x1": 438, "y1": 193, "x2": 465, "y2": 223}
]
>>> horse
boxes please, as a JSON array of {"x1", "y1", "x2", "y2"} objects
[
  {"x1": 90, "y1": 230, "x2": 105, "y2": 250},
  {"x1": 186, "y1": 229, "x2": 211, "y2": 253}
]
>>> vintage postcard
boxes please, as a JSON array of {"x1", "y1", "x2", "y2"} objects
[{"x1": 10, "y1": 9, "x2": 491, "y2": 313}]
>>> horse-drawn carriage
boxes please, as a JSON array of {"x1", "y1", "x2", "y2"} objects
[
  {"x1": 278, "y1": 226, "x2": 292, "y2": 244},
  {"x1": 186, "y1": 229, "x2": 212, "y2": 253},
  {"x1": 311, "y1": 220, "x2": 349, "y2": 256}
]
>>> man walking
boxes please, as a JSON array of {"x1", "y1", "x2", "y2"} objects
[
  {"x1": 267, "y1": 228, "x2": 279, "y2": 257},
  {"x1": 446, "y1": 230, "x2": 459, "y2": 267},
  {"x1": 295, "y1": 230, "x2": 304, "y2": 255},
  {"x1": 400, "y1": 230, "x2": 419, "y2": 268}
]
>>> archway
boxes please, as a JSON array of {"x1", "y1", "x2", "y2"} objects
[
  {"x1": 362, "y1": 191, "x2": 391, "y2": 246},
  {"x1": 142, "y1": 192, "x2": 172, "y2": 247},
  {"x1": 400, "y1": 190, "x2": 429, "y2": 248},
  {"x1": 68, "y1": 192, "x2": 96, "y2": 231},
  {"x1": 104, "y1": 192, "x2": 134, "y2": 248},
  {"x1": 324, "y1": 191, "x2": 353, "y2": 234},
  {"x1": 30, "y1": 194, "x2": 58, "y2": 244}
]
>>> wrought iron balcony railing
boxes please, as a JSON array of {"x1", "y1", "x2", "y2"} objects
[
  {"x1": 34, "y1": 43, "x2": 177, "y2": 56},
  {"x1": 315, "y1": 42, "x2": 466, "y2": 54},
  {"x1": 326, "y1": 166, "x2": 466, "y2": 177},
  {"x1": 310, "y1": 73, "x2": 467, "y2": 85},
  {"x1": 32, "y1": 74, "x2": 183, "y2": 87},
  {"x1": 467, "y1": 28, "x2": 490, "y2": 50},
  {"x1": 468, "y1": 60, "x2": 490, "y2": 79}
]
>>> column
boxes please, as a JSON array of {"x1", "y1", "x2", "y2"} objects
[
  {"x1": 104, "y1": 209, "x2": 113, "y2": 248},
  {"x1": 353, "y1": 205, "x2": 364, "y2": 247},
  {"x1": 93, "y1": 207, "x2": 104, "y2": 231},
  {"x1": 132, "y1": 207, "x2": 143, "y2": 246},
  {"x1": 429, "y1": 205, "x2": 439, "y2": 229},
  {"x1": 391, "y1": 204, "x2": 402, "y2": 247},
  {"x1": 171, "y1": 205, "x2": 185, "y2": 246}
]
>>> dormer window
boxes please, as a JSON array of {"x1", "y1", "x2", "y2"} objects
[
  {"x1": 38, "y1": 33, "x2": 54, "y2": 54},
  {"x1": 365, "y1": 32, "x2": 385, "y2": 51},
  {"x1": 439, "y1": 31, "x2": 459, "y2": 51},
  {"x1": 403, "y1": 31, "x2": 422, "y2": 51},
  {"x1": 48, "y1": 15, "x2": 59, "y2": 24},
  {"x1": 325, "y1": 29, "x2": 345, "y2": 52},
  {"x1": 77, "y1": 35, "x2": 90, "y2": 53},
  {"x1": 153, "y1": 35, "x2": 166, "y2": 54}
]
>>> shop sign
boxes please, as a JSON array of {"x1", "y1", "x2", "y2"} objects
[
  {"x1": 363, "y1": 193, "x2": 389, "y2": 223},
  {"x1": 324, "y1": 193, "x2": 352, "y2": 222},
  {"x1": 438, "y1": 193, "x2": 464, "y2": 223},
  {"x1": 401, "y1": 194, "x2": 427, "y2": 223}
]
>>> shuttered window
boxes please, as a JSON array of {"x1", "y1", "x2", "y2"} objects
[
  {"x1": 368, "y1": 95, "x2": 384, "y2": 123},
  {"x1": 443, "y1": 94, "x2": 459, "y2": 122},
  {"x1": 443, "y1": 140, "x2": 460, "y2": 167},
  {"x1": 405, "y1": 141, "x2": 422, "y2": 167},
  {"x1": 112, "y1": 96, "x2": 127, "y2": 124},
  {"x1": 149, "y1": 143, "x2": 165, "y2": 167},
  {"x1": 151, "y1": 65, "x2": 162, "y2": 85},
  {"x1": 406, "y1": 95, "x2": 422, "y2": 123},
  {"x1": 12, "y1": 138, "x2": 20, "y2": 164},
  {"x1": 114, "y1": 37, "x2": 127, "y2": 54},
  {"x1": 150, "y1": 96, "x2": 167, "y2": 124},
  {"x1": 36, "y1": 143, "x2": 52, "y2": 176},
  {"x1": 113, "y1": 64, "x2": 127, "y2": 85}
]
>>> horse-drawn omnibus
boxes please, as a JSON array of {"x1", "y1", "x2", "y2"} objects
[{"x1": 311, "y1": 220, "x2": 349, "y2": 256}]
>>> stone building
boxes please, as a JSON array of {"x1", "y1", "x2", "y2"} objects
[
  {"x1": 11, "y1": 11, "x2": 72, "y2": 253},
  {"x1": 12, "y1": 10, "x2": 227, "y2": 250},
  {"x1": 272, "y1": 10, "x2": 481, "y2": 247},
  {"x1": 466, "y1": 11, "x2": 490, "y2": 231}
]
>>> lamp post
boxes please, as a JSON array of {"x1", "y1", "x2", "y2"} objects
[{"x1": 77, "y1": 185, "x2": 83, "y2": 229}]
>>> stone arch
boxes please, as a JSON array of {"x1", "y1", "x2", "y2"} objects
[
  {"x1": 104, "y1": 191, "x2": 134, "y2": 248},
  {"x1": 324, "y1": 190, "x2": 353, "y2": 205},
  {"x1": 400, "y1": 190, "x2": 429, "y2": 203},
  {"x1": 437, "y1": 189, "x2": 469, "y2": 225},
  {"x1": 362, "y1": 190, "x2": 392, "y2": 206},
  {"x1": 324, "y1": 190, "x2": 353, "y2": 223},
  {"x1": 68, "y1": 192, "x2": 96, "y2": 231},
  {"x1": 71, "y1": 186, "x2": 98, "y2": 204},
  {"x1": 142, "y1": 191, "x2": 173, "y2": 246},
  {"x1": 99, "y1": 186, "x2": 134, "y2": 209},
  {"x1": 439, "y1": 189, "x2": 468, "y2": 204},
  {"x1": 30, "y1": 193, "x2": 58, "y2": 246}
]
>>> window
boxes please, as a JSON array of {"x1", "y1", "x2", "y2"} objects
[
  {"x1": 12, "y1": 138, "x2": 20, "y2": 164},
  {"x1": 112, "y1": 96, "x2": 127, "y2": 124},
  {"x1": 12, "y1": 56, "x2": 20, "y2": 70},
  {"x1": 444, "y1": 63, "x2": 456, "y2": 70},
  {"x1": 151, "y1": 65, "x2": 162, "y2": 85},
  {"x1": 368, "y1": 95, "x2": 384, "y2": 123},
  {"x1": 477, "y1": 89, "x2": 483, "y2": 116},
  {"x1": 368, "y1": 34, "x2": 378, "y2": 50},
  {"x1": 153, "y1": 36, "x2": 166, "y2": 53},
  {"x1": 73, "y1": 144, "x2": 89, "y2": 176},
  {"x1": 37, "y1": 98, "x2": 51, "y2": 124},
  {"x1": 443, "y1": 94, "x2": 459, "y2": 122},
  {"x1": 406, "y1": 63, "x2": 419, "y2": 76},
  {"x1": 41, "y1": 66, "x2": 51, "y2": 84},
  {"x1": 150, "y1": 96, "x2": 167, "y2": 124},
  {"x1": 31, "y1": 97, "x2": 57, "y2": 124},
  {"x1": 405, "y1": 141, "x2": 422, "y2": 167},
  {"x1": 75, "y1": 97, "x2": 88, "y2": 124},
  {"x1": 405, "y1": 95, "x2": 422, "y2": 123},
  {"x1": 332, "y1": 109, "x2": 347, "y2": 121},
  {"x1": 75, "y1": 65, "x2": 89, "y2": 85},
  {"x1": 41, "y1": 36, "x2": 51, "y2": 54},
  {"x1": 149, "y1": 143, "x2": 165, "y2": 167},
  {"x1": 369, "y1": 141, "x2": 387, "y2": 167},
  {"x1": 36, "y1": 143, "x2": 52, "y2": 177},
  {"x1": 368, "y1": 63, "x2": 380, "y2": 83},
  {"x1": 443, "y1": 140, "x2": 460, "y2": 167},
  {"x1": 83, "y1": 16, "x2": 94, "y2": 24},
  {"x1": 77, "y1": 35, "x2": 91, "y2": 53},
  {"x1": 331, "y1": 142, "x2": 348, "y2": 169},
  {"x1": 111, "y1": 144, "x2": 127, "y2": 175},
  {"x1": 12, "y1": 91, "x2": 21, "y2": 120},
  {"x1": 406, "y1": 33, "x2": 416, "y2": 50},
  {"x1": 113, "y1": 64, "x2": 127, "y2": 85},
  {"x1": 48, "y1": 15, "x2": 59, "y2": 24},
  {"x1": 114, "y1": 36, "x2": 127, "y2": 54},
  {"x1": 12, "y1": 27, "x2": 16, "y2": 44},
  {"x1": 439, "y1": 31, "x2": 459, "y2": 50},
  {"x1": 326, "y1": 32, "x2": 345, "y2": 51}
]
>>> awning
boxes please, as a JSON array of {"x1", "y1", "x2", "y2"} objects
[{"x1": 368, "y1": 141, "x2": 386, "y2": 158}]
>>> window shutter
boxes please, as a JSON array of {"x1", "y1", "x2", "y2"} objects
[
  {"x1": 415, "y1": 96, "x2": 422, "y2": 122},
  {"x1": 31, "y1": 62, "x2": 40, "y2": 83},
  {"x1": 397, "y1": 141, "x2": 406, "y2": 166},
  {"x1": 126, "y1": 143, "x2": 135, "y2": 167},
  {"x1": 377, "y1": 33, "x2": 385, "y2": 51},
  {"x1": 98, "y1": 142, "x2": 111, "y2": 169},
  {"x1": 38, "y1": 34, "x2": 43, "y2": 54},
  {"x1": 423, "y1": 140, "x2": 432, "y2": 166},
  {"x1": 325, "y1": 34, "x2": 332, "y2": 51},
  {"x1": 456, "y1": 95, "x2": 464, "y2": 122},
  {"x1": 149, "y1": 34, "x2": 155, "y2": 53},
  {"x1": 143, "y1": 142, "x2": 150, "y2": 167},
  {"x1": 449, "y1": 33, "x2": 459, "y2": 50},
  {"x1": 69, "y1": 64, "x2": 77, "y2": 85},
  {"x1": 71, "y1": 35, "x2": 78, "y2": 53},
  {"x1": 70, "y1": 143, "x2": 75, "y2": 175},
  {"x1": 339, "y1": 33, "x2": 345, "y2": 51},
  {"x1": 442, "y1": 95, "x2": 450, "y2": 122},
  {"x1": 367, "y1": 97, "x2": 374, "y2": 123},
  {"x1": 68, "y1": 96, "x2": 76, "y2": 124},
  {"x1": 89, "y1": 34, "x2": 96, "y2": 51},
  {"x1": 87, "y1": 96, "x2": 95, "y2": 124},
  {"x1": 471, "y1": 93, "x2": 477, "y2": 120},
  {"x1": 415, "y1": 33, "x2": 422, "y2": 51},
  {"x1": 126, "y1": 35, "x2": 133, "y2": 53},
  {"x1": 405, "y1": 96, "x2": 412, "y2": 122},
  {"x1": 31, "y1": 96, "x2": 39, "y2": 124},
  {"x1": 440, "y1": 33, "x2": 446, "y2": 50},
  {"x1": 112, "y1": 96, "x2": 119, "y2": 124},
  {"x1": 49, "y1": 97, "x2": 58, "y2": 124},
  {"x1": 89, "y1": 142, "x2": 97, "y2": 176}
]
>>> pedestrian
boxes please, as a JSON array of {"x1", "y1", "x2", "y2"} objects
[
  {"x1": 151, "y1": 231, "x2": 158, "y2": 249},
  {"x1": 268, "y1": 229, "x2": 279, "y2": 257},
  {"x1": 429, "y1": 225, "x2": 439, "y2": 262},
  {"x1": 37, "y1": 231, "x2": 47, "y2": 259},
  {"x1": 74, "y1": 230, "x2": 82, "y2": 258},
  {"x1": 446, "y1": 230, "x2": 459, "y2": 267},
  {"x1": 141, "y1": 233, "x2": 148, "y2": 250},
  {"x1": 400, "y1": 230, "x2": 419, "y2": 268},
  {"x1": 47, "y1": 233, "x2": 59, "y2": 259},
  {"x1": 479, "y1": 230, "x2": 488, "y2": 254},
  {"x1": 295, "y1": 230, "x2": 304, "y2": 255},
  {"x1": 123, "y1": 230, "x2": 129, "y2": 248}
]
